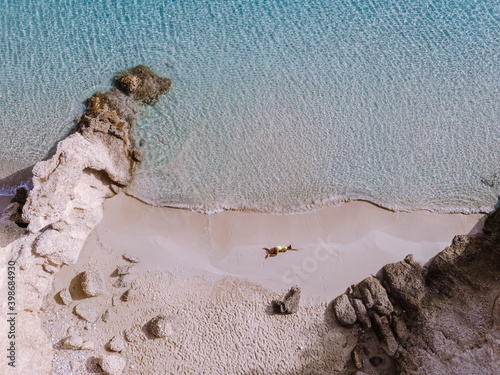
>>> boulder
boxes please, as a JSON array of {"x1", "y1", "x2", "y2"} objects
[
  {"x1": 370, "y1": 312, "x2": 398, "y2": 356},
  {"x1": 81, "y1": 270, "x2": 106, "y2": 297},
  {"x1": 98, "y1": 355, "x2": 126, "y2": 375},
  {"x1": 271, "y1": 286, "x2": 301, "y2": 314},
  {"x1": 358, "y1": 276, "x2": 393, "y2": 316},
  {"x1": 332, "y1": 294, "x2": 357, "y2": 326},
  {"x1": 352, "y1": 298, "x2": 371, "y2": 328},
  {"x1": 59, "y1": 287, "x2": 73, "y2": 305},
  {"x1": 148, "y1": 315, "x2": 174, "y2": 338},
  {"x1": 74, "y1": 303, "x2": 99, "y2": 323},
  {"x1": 382, "y1": 255, "x2": 425, "y2": 312},
  {"x1": 107, "y1": 336, "x2": 125, "y2": 353}
]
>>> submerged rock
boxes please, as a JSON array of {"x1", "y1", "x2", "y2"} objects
[{"x1": 382, "y1": 255, "x2": 425, "y2": 312}]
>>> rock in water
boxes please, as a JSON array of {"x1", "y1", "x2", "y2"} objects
[
  {"x1": 81, "y1": 270, "x2": 106, "y2": 297},
  {"x1": 148, "y1": 315, "x2": 174, "y2": 338},
  {"x1": 98, "y1": 355, "x2": 126, "y2": 375},
  {"x1": 271, "y1": 286, "x2": 301, "y2": 314}
]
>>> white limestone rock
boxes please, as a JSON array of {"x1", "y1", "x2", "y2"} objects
[
  {"x1": 81, "y1": 270, "x2": 106, "y2": 297},
  {"x1": 98, "y1": 354, "x2": 126, "y2": 375}
]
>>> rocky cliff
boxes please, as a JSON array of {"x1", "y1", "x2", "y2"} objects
[
  {"x1": 0, "y1": 66, "x2": 170, "y2": 374},
  {"x1": 330, "y1": 208, "x2": 500, "y2": 374}
]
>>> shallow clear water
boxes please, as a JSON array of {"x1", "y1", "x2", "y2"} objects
[{"x1": 1, "y1": 0, "x2": 499, "y2": 213}]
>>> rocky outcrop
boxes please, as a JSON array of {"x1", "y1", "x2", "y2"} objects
[
  {"x1": 329, "y1": 209, "x2": 500, "y2": 375},
  {"x1": 0, "y1": 65, "x2": 170, "y2": 374}
]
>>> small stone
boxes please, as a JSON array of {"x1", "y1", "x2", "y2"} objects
[
  {"x1": 352, "y1": 298, "x2": 371, "y2": 328},
  {"x1": 98, "y1": 354, "x2": 126, "y2": 375},
  {"x1": 61, "y1": 335, "x2": 83, "y2": 350},
  {"x1": 113, "y1": 275, "x2": 132, "y2": 288},
  {"x1": 107, "y1": 336, "x2": 125, "y2": 353},
  {"x1": 124, "y1": 326, "x2": 146, "y2": 343},
  {"x1": 59, "y1": 288, "x2": 73, "y2": 305},
  {"x1": 102, "y1": 309, "x2": 112, "y2": 322},
  {"x1": 112, "y1": 296, "x2": 121, "y2": 307},
  {"x1": 369, "y1": 356, "x2": 383, "y2": 367},
  {"x1": 81, "y1": 270, "x2": 106, "y2": 297},
  {"x1": 147, "y1": 315, "x2": 174, "y2": 338},
  {"x1": 122, "y1": 253, "x2": 140, "y2": 263},
  {"x1": 351, "y1": 345, "x2": 367, "y2": 369},
  {"x1": 332, "y1": 294, "x2": 357, "y2": 326},
  {"x1": 116, "y1": 265, "x2": 133, "y2": 276},
  {"x1": 43, "y1": 263, "x2": 59, "y2": 274},
  {"x1": 74, "y1": 303, "x2": 99, "y2": 323},
  {"x1": 121, "y1": 288, "x2": 135, "y2": 302},
  {"x1": 81, "y1": 341, "x2": 95, "y2": 350},
  {"x1": 358, "y1": 276, "x2": 393, "y2": 316}
]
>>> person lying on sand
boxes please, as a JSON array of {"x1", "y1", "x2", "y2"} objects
[{"x1": 262, "y1": 245, "x2": 298, "y2": 258}]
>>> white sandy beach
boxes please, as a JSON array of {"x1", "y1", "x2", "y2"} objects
[
  {"x1": 54, "y1": 193, "x2": 484, "y2": 305},
  {"x1": 39, "y1": 193, "x2": 485, "y2": 374}
]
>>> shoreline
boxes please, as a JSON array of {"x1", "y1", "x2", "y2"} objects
[
  {"x1": 53, "y1": 192, "x2": 485, "y2": 306},
  {"x1": 125, "y1": 190, "x2": 495, "y2": 216}
]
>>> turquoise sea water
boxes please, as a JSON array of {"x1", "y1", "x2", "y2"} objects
[{"x1": 0, "y1": 0, "x2": 499, "y2": 213}]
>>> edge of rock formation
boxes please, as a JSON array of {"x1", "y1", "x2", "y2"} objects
[{"x1": 0, "y1": 65, "x2": 170, "y2": 374}]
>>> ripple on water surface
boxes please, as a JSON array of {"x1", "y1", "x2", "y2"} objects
[{"x1": 0, "y1": 0, "x2": 499, "y2": 213}]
